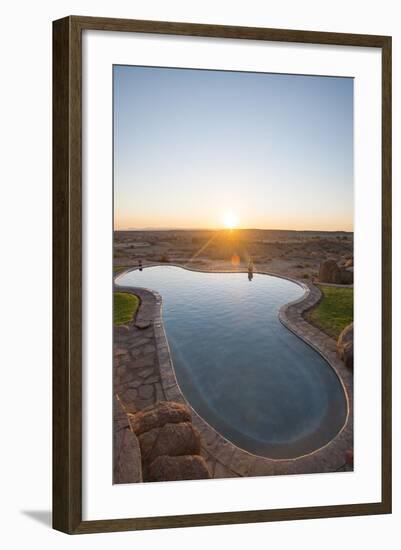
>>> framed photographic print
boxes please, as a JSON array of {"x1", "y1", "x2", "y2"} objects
[{"x1": 53, "y1": 16, "x2": 392, "y2": 534}]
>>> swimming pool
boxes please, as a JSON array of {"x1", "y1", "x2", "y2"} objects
[{"x1": 115, "y1": 266, "x2": 347, "y2": 459}]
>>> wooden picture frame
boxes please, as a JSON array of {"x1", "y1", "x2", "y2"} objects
[{"x1": 53, "y1": 15, "x2": 392, "y2": 534}]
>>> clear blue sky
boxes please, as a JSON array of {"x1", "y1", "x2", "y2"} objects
[{"x1": 114, "y1": 65, "x2": 353, "y2": 231}]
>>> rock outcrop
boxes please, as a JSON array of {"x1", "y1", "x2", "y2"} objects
[
  {"x1": 319, "y1": 260, "x2": 353, "y2": 284},
  {"x1": 147, "y1": 455, "x2": 211, "y2": 482},
  {"x1": 319, "y1": 260, "x2": 342, "y2": 283},
  {"x1": 340, "y1": 267, "x2": 353, "y2": 284},
  {"x1": 113, "y1": 426, "x2": 142, "y2": 483},
  {"x1": 129, "y1": 401, "x2": 192, "y2": 435},
  {"x1": 138, "y1": 421, "x2": 201, "y2": 463},
  {"x1": 337, "y1": 322, "x2": 353, "y2": 369},
  {"x1": 128, "y1": 401, "x2": 211, "y2": 482}
]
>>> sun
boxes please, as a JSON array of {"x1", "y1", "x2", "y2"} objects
[{"x1": 222, "y1": 211, "x2": 239, "y2": 230}]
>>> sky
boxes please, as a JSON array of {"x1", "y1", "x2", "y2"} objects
[{"x1": 114, "y1": 65, "x2": 353, "y2": 231}]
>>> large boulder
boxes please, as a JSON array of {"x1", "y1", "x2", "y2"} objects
[
  {"x1": 319, "y1": 260, "x2": 342, "y2": 283},
  {"x1": 138, "y1": 421, "x2": 201, "y2": 463},
  {"x1": 337, "y1": 322, "x2": 354, "y2": 369},
  {"x1": 340, "y1": 267, "x2": 353, "y2": 284},
  {"x1": 113, "y1": 429, "x2": 142, "y2": 484},
  {"x1": 128, "y1": 401, "x2": 192, "y2": 435},
  {"x1": 145, "y1": 455, "x2": 211, "y2": 482},
  {"x1": 125, "y1": 400, "x2": 212, "y2": 482}
]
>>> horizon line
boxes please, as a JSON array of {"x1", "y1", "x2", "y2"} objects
[{"x1": 114, "y1": 227, "x2": 354, "y2": 233}]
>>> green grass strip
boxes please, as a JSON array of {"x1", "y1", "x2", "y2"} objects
[
  {"x1": 114, "y1": 292, "x2": 139, "y2": 326},
  {"x1": 308, "y1": 285, "x2": 353, "y2": 339}
]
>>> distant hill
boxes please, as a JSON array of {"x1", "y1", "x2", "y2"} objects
[{"x1": 116, "y1": 228, "x2": 353, "y2": 238}]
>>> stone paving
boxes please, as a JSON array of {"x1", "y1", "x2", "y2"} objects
[
  {"x1": 113, "y1": 270, "x2": 353, "y2": 483},
  {"x1": 113, "y1": 287, "x2": 165, "y2": 483},
  {"x1": 113, "y1": 285, "x2": 237, "y2": 481}
]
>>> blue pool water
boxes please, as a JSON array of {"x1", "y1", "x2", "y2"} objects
[{"x1": 116, "y1": 266, "x2": 347, "y2": 459}]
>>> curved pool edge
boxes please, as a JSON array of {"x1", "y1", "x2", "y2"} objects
[
  {"x1": 115, "y1": 262, "x2": 310, "y2": 291},
  {"x1": 114, "y1": 266, "x2": 353, "y2": 477}
]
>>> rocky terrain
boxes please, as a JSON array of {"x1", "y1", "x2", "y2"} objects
[
  {"x1": 114, "y1": 229, "x2": 353, "y2": 280},
  {"x1": 337, "y1": 323, "x2": 354, "y2": 370}
]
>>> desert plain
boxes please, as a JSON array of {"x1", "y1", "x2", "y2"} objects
[{"x1": 114, "y1": 229, "x2": 353, "y2": 280}]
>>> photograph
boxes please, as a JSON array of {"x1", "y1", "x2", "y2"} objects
[{"x1": 112, "y1": 64, "x2": 354, "y2": 484}]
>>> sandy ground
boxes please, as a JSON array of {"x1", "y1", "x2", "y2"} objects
[{"x1": 114, "y1": 229, "x2": 353, "y2": 280}]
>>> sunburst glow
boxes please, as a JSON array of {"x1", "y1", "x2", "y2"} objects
[{"x1": 223, "y1": 212, "x2": 239, "y2": 229}]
